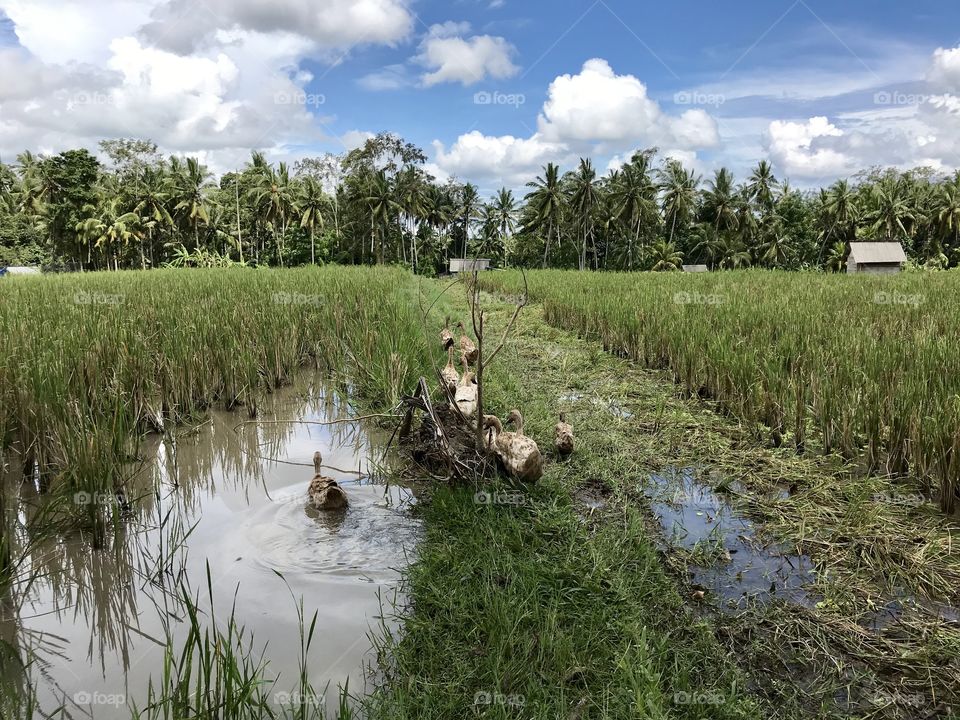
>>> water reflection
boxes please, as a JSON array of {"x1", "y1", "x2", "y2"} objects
[{"x1": 0, "y1": 375, "x2": 421, "y2": 718}]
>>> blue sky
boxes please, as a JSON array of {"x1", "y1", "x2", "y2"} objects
[{"x1": 1, "y1": 0, "x2": 958, "y2": 192}]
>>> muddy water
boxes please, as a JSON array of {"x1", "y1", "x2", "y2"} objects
[
  {"x1": 0, "y1": 377, "x2": 421, "y2": 718},
  {"x1": 646, "y1": 467, "x2": 816, "y2": 610}
]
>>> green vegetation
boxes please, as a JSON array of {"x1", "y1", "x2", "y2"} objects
[
  {"x1": 3, "y1": 135, "x2": 960, "y2": 272},
  {"x1": 482, "y1": 269, "x2": 960, "y2": 512}
]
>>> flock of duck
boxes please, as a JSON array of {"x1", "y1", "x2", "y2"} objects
[{"x1": 307, "y1": 318, "x2": 574, "y2": 511}]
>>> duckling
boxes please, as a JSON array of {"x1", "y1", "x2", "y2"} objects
[
  {"x1": 440, "y1": 344, "x2": 460, "y2": 395},
  {"x1": 307, "y1": 451, "x2": 349, "y2": 510},
  {"x1": 453, "y1": 370, "x2": 478, "y2": 421},
  {"x1": 455, "y1": 321, "x2": 479, "y2": 366},
  {"x1": 555, "y1": 412, "x2": 574, "y2": 457},
  {"x1": 483, "y1": 410, "x2": 543, "y2": 483},
  {"x1": 440, "y1": 316, "x2": 455, "y2": 350}
]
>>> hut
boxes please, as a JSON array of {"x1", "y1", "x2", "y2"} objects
[
  {"x1": 681, "y1": 264, "x2": 709, "y2": 273},
  {"x1": 846, "y1": 243, "x2": 907, "y2": 274},
  {"x1": 0, "y1": 266, "x2": 41, "y2": 277},
  {"x1": 448, "y1": 258, "x2": 491, "y2": 274}
]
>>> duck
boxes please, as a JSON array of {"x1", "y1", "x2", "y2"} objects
[
  {"x1": 453, "y1": 370, "x2": 478, "y2": 421},
  {"x1": 554, "y1": 412, "x2": 574, "y2": 457},
  {"x1": 482, "y1": 410, "x2": 543, "y2": 483},
  {"x1": 440, "y1": 344, "x2": 460, "y2": 394},
  {"x1": 455, "y1": 321, "x2": 479, "y2": 366},
  {"x1": 307, "y1": 451, "x2": 349, "y2": 510},
  {"x1": 440, "y1": 316, "x2": 455, "y2": 350}
]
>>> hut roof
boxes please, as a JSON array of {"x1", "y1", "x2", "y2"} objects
[{"x1": 848, "y1": 242, "x2": 907, "y2": 264}]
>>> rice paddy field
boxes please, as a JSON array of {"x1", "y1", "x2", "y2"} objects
[
  {"x1": 482, "y1": 269, "x2": 960, "y2": 511},
  {"x1": 1, "y1": 266, "x2": 959, "y2": 720}
]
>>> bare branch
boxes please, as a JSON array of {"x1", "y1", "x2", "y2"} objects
[{"x1": 482, "y1": 268, "x2": 528, "y2": 369}]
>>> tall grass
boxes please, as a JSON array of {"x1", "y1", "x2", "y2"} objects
[
  {"x1": 0, "y1": 267, "x2": 431, "y2": 539},
  {"x1": 482, "y1": 269, "x2": 960, "y2": 512}
]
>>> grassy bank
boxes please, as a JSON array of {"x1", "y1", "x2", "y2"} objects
[
  {"x1": 480, "y1": 269, "x2": 960, "y2": 511},
  {"x1": 366, "y1": 279, "x2": 958, "y2": 719}
]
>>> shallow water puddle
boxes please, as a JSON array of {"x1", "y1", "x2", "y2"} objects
[
  {"x1": 646, "y1": 468, "x2": 816, "y2": 611},
  {"x1": 1, "y1": 377, "x2": 421, "y2": 717}
]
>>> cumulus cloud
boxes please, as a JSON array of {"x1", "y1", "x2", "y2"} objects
[
  {"x1": 763, "y1": 44, "x2": 960, "y2": 181},
  {"x1": 432, "y1": 59, "x2": 720, "y2": 184},
  {"x1": 416, "y1": 22, "x2": 518, "y2": 87},
  {"x1": 536, "y1": 59, "x2": 720, "y2": 152},
  {"x1": 139, "y1": 0, "x2": 413, "y2": 55}
]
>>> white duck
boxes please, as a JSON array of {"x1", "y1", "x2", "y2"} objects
[
  {"x1": 440, "y1": 344, "x2": 459, "y2": 395},
  {"x1": 453, "y1": 370, "x2": 478, "y2": 421},
  {"x1": 482, "y1": 410, "x2": 543, "y2": 483}
]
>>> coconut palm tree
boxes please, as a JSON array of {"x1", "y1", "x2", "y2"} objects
[
  {"x1": 170, "y1": 157, "x2": 213, "y2": 253},
  {"x1": 362, "y1": 169, "x2": 401, "y2": 265},
  {"x1": 658, "y1": 159, "x2": 699, "y2": 247},
  {"x1": 747, "y1": 160, "x2": 779, "y2": 212},
  {"x1": 75, "y1": 198, "x2": 141, "y2": 270},
  {"x1": 250, "y1": 161, "x2": 296, "y2": 266},
  {"x1": 609, "y1": 160, "x2": 658, "y2": 270},
  {"x1": 524, "y1": 163, "x2": 564, "y2": 267},
  {"x1": 864, "y1": 174, "x2": 915, "y2": 242},
  {"x1": 701, "y1": 168, "x2": 740, "y2": 242},
  {"x1": 936, "y1": 180, "x2": 960, "y2": 256},
  {"x1": 647, "y1": 239, "x2": 683, "y2": 271},
  {"x1": 491, "y1": 188, "x2": 516, "y2": 266},
  {"x1": 297, "y1": 176, "x2": 326, "y2": 265},
  {"x1": 569, "y1": 158, "x2": 600, "y2": 270}
]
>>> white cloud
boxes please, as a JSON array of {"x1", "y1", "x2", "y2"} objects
[
  {"x1": 416, "y1": 22, "x2": 518, "y2": 87},
  {"x1": 357, "y1": 64, "x2": 411, "y2": 91},
  {"x1": 139, "y1": 0, "x2": 413, "y2": 55},
  {"x1": 929, "y1": 46, "x2": 960, "y2": 92},
  {"x1": 766, "y1": 116, "x2": 849, "y2": 178},
  {"x1": 537, "y1": 59, "x2": 719, "y2": 151},
  {"x1": 431, "y1": 131, "x2": 569, "y2": 186}
]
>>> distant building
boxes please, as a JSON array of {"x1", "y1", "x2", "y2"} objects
[
  {"x1": 847, "y1": 242, "x2": 907, "y2": 274},
  {"x1": 0, "y1": 266, "x2": 41, "y2": 277},
  {"x1": 449, "y1": 258, "x2": 491, "y2": 273},
  {"x1": 682, "y1": 264, "x2": 709, "y2": 273}
]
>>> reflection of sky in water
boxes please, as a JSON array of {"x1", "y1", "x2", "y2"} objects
[
  {"x1": 1, "y1": 376, "x2": 421, "y2": 718},
  {"x1": 647, "y1": 468, "x2": 815, "y2": 611}
]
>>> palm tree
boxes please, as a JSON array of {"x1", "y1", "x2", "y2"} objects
[
  {"x1": 396, "y1": 165, "x2": 427, "y2": 271},
  {"x1": 658, "y1": 159, "x2": 699, "y2": 247},
  {"x1": 457, "y1": 183, "x2": 481, "y2": 261},
  {"x1": 250, "y1": 161, "x2": 296, "y2": 265},
  {"x1": 362, "y1": 170, "x2": 401, "y2": 265},
  {"x1": 491, "y1": 188, "x2": 516, "y2": 266},
  {"x1": 570, "y1": 158, "x2": 600, "y2": 270},
  {"x1": 701, "y1": 168, "x2": 740, "y2": 241},
  {"x1": 133, "y1": 166, "x2": 173, "y2": 268},
  {"x1": 75, "y1": 198, "x2": 140, "y2": 270},
  {"x1": 647, "y1": 239, "x2": 683, "y2": 271},
  {"x1": 170, "y1": 157, "x2": 213, "y2": 253},
  {"x1": 524, "y1": 163, "x2": 564, "y2": 267},
  {"x1": 609, "y1": 160, "x2": 657, "y2": 270},
  {"x1": 747, "y1": 160, "x2": 779, "y2": 212},
  {"x1": 936, "y1": 180, "x2": 960, "y2": 255},
  {"x1": 297, "y1": 176, "x2": 326, "y2": 265},
  {"x1": 864, "y1": 174, "x2": 915, "y2": 242}
]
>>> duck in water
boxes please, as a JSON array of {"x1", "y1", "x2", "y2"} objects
[{"x1": 307, "y1": 451, "x2": 349, "y2": 510}]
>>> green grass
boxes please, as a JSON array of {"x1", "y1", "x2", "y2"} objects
[{"x1": 481, "y1": 269, "x2": 960, "y2": 512}]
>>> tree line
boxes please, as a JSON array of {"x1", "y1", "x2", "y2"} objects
[{"x1": 1, "y1": 133, "x2": 959, "y2": 273}]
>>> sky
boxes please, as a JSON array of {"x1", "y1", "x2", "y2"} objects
[{"x1": 0, "y1": 0, "x2": 958, "y2": 195}]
